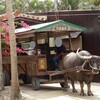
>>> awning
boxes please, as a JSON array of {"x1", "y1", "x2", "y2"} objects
[
  {"x1": 61, "y1": 32, "x2": 81, "y2": 39},
  {"x1": 15, "y1": 20, "x2": 86, "y2": 38},
  {"x1": 33, "y1": 20, "x2": 86, "y2": 32},
  {"x1": 70, "y1": 32, "x2": 81, "y2": 38},
  {"x1": 15, "y1": 20, "x2": 86, "y2": 33}
]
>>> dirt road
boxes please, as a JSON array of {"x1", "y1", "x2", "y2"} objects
[{"x1": 19, "y1": 82, "x2": 100, "y2": 100}]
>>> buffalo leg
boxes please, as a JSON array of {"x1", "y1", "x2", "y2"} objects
[
  {"x1": 63, "y1": 74, "x2": 69, "y2": 91},
  {"x1": 87, "y1": 83, "x2": 93, "y2": 96},
  {"x1": 79, "y1": 82, "x2": 86, "y2": 96},
  {"x1": 71, "y1": 80, "x2": 77, "y2": 93}
]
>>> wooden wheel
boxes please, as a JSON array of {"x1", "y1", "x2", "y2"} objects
[
  {"x1": 22, "y1": 74, "x2": 31, "y2": 84},
  {"x1": 32, "y1": 76, "x2": 40, "y2": 90},
  {"x1": 3, "y1": 73, "x2": 10, "y2": 86}
]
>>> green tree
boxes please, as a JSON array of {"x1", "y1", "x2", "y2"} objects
[
  {"x1": 28, "y1": 0, "x2": 54, "y2": 13},
  {"x1": 1, "y1": 0, "x2": 100, "y2": 15},
  {"x1": 0, "y1": 0, "x2": 6, "y2": 14},
  {"x1": 68, "y1": 0, "x2": 79, "y2": 9},
  {"x1": 13, "y1": 0, "x2": 31, "y2": 13},
  {"x1": 90, "y1": 0, "x2": 100, "y2": 6},
  {"x1": 78, "y1": 0, "x2": 100, "y2": 10},
  {"x1": 0, "y1": 0, "x2": 54, "y2": 14},
  {"x1": 41, "y1": 0, "x2": 54, "y2": 12},
  {"x1": 56, "y1": 0, "x2": 79, "y2": 10}
]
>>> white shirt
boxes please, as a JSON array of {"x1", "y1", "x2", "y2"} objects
[{"x1": 28, "y1": 47, "x2": 34, "y2": 55}]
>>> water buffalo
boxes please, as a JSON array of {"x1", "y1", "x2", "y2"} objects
[{"x1": 63, "y1": 48, "x2": 100, "y2": 96}]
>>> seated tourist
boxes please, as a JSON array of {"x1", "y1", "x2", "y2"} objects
[
  {"x1": 28, "y1": 46, "x2": 36, "y2": 55},
  {"x1": 16, "y1": 43, "x2": 27, "y2": 55},
  {"x1": 53, "y1": 44, "x2": 67, "y2": 70}
]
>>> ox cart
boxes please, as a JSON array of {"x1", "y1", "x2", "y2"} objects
[{"x1": 2, "y1": 20, "x2": 86, "y2": 90}]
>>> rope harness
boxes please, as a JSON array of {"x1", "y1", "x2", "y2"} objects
[
  {"x1": 63, "y1": 60, "x2": 93, "y2": 74},
  {"x1": 76, "y1": 60, "x2": 92, "y2": 72},
  {"x1": 76, "y1": 60, "x2": 99, "y2": 74}
]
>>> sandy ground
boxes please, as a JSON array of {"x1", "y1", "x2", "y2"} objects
[{"x1": 1, "y1": 82, "x2": 100, "y2": 100}]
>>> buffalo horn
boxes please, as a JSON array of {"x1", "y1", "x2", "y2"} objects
[{"x1": 76, "y1": 48, "x2": 92, "y2": 60}]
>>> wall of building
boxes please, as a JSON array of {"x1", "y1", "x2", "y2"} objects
[
  {"x1": 39, "y1": 10, "x2": 100, "y2": 55},
  {"x1": 29, "y1": 10, "x2": 100, "y2": 82}
]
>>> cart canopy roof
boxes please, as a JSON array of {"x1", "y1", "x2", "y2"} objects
[{"x1": 15, "y1": 20, "x2": 86, "y2": 39}]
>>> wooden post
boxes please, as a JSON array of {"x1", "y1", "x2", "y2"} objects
[
  {"x1": 47, "y1": 32, "x2": 50, "y2": 55},
  {"x1": 69, "y1": 34, "x2": 73, "y2": 52},
  {"x1": 35, "y1": 32, "x2": 38, "y2": 55},
  {"x1": 34, "y1": 32, "x2": 38, "y2": 74}
]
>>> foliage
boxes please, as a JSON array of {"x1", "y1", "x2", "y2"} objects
[
  {"x1": 78, "y1": 0, "x2": 100, "y2": 9},
  {"x1": 0, "y1": 0, "x2": 6, "y2": 14},
  {"x1": 28, "y1": 0, "x2": 54, "y2": 13},
  {"x1": 0, "y1": 0, "x2": 100, "y2": 14},
  {"x1": 13, "y1": 0, "x2": 30, "y2": 13},
  {"x1": 12, "y1": 0, "x2": 54, "y2": 13},
  {"x1": 57, "y1": 0, "x2": 79, "y2": 10},
  {"x1": 68, "y1": 0, "x2": 79, "y2": 9},
  {"x1": 80, "y1": 0, "x2": 100, "y2": 6},
  {"x1": 0, "y1": 14, "x2": 28, "y2": 56}
]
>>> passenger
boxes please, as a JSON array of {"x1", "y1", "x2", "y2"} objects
[
  {"x1": 16, "y1": 43, "x2": 27, "y2": 55},
  {"x1": 53, "y1": 44, "x2": 66, "y2": 70},
  {"x1": 28, "y1": 46, "x2": 36, "y2": 55}
]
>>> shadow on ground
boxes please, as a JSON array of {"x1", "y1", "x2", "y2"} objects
[{"x1": 20, "y1": 83, "x2": 100, "y2": 100}]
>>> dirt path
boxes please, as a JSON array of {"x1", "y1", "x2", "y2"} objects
[{"x1": 0, "y1": 83, "x2": 100, "y2": 100}]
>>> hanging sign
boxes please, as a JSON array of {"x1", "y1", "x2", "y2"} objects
[
  {"x1": 55, "y1": 37, "x2": 62, "y2": 47},
  {"x1": 29, "y1": 41, "x2": 36, "y2": 49}
]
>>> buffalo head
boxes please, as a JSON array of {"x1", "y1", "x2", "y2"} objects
[
  {"x1": 89, "y1": 56, "x2": 100, "y2": 74},
  {"x1": 76, "y1": 48, "x2": 100, "y2": 74}
]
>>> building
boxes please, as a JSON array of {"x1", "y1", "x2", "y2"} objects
[{"x1": 29, "y1": 10, "x2": 100, "y2": 55}]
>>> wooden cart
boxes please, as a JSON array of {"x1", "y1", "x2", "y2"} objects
[{"x1": 2, "y1": 20, "x2": 86, "y2": 90}]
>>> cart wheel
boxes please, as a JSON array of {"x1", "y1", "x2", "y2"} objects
[
  {"x1": 5, "y1": 73, "x2": 10, "y2": 86},
  {"x1": 60, "y1": 82, "x2": 65, "y2": 88},
  {"x1": 32, "y1": 76, "x2": 40, "y2": 90},
  {"x1": 3, "y1": 73, "x2": 6, "y2": 86},
  {"x1": 22, "y1": 75, "x2": 31, "y2": 84},
  {"x1": 3, "y1": 73, "x2": 10, "y2": 86}
]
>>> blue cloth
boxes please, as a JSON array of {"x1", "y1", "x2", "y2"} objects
[
  {"x1": 53, "y1": 56, "x2": 60, "y2": 69},
  {"x1": 53, "y1": 44, "x2": 66, "y2": 70}
]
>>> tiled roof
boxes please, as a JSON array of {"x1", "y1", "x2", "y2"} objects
[
  {"x1": 0, "y1": 10, "x2": 47, "y2": 21},
  {"x1": 16, "y1": 13, "x2": 47, "y2": 21}
]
